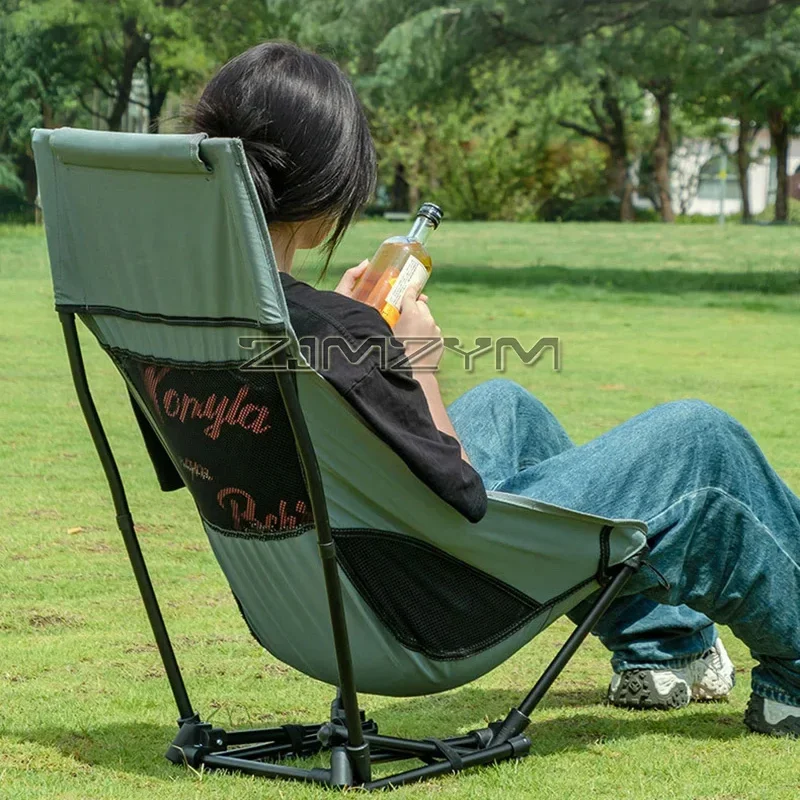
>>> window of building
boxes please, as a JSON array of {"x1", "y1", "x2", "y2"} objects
[{"x1": 696, "y1": 155, "x2": 742, "y2": 200}]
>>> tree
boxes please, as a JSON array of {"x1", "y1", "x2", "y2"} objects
[
  {"x1": 554, "y1": 66, "x2": 644, "y2": 222},
  {"x1": 8, "y1": 0, "x2": 301, "y2": 134},
  {"x1": 759, "y1": 11, "x2": 800, "y2": 222},
  {"x1": 554, "y1": 23, "x2": 688, "y2": 223},
  {"x1": 0, "y1": 10, "x2": 86, "y2": 204},
  {"x1": 725, "y1": 6, "x2": 800, "y2": 223},
  {"x1": 678, "y1": 6, "x2": 800, "y2": 222}
]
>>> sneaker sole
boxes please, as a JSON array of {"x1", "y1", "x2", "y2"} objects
[
  {"x1": 609, "y1": 670, "x2": 690, "y2": 710},
  {"x1": 745, "y1": 699, "x2": 800, "y2": 739}
]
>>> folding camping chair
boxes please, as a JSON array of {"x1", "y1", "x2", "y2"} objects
[{"x1": 32, "y1": 127, "x2": 649, "y2": 790}]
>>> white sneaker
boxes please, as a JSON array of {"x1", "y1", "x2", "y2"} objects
[
  {"x1": 687, "y1": 638, "x2": 736, "y2": 700},
  {"x1": 608, "y1": 638, "x2": 735, "y2": 710},
  {"x1": 745, "y1": 694, "x2": 800, "y2": 738}
]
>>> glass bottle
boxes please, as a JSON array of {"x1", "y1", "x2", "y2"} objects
[{"x1": 352, "y1": 203, "x2": 443, "y2": 327}]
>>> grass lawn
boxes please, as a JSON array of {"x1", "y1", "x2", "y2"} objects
[{"x1": 2, "y1": 221, "x2": 799, "y2": 800}]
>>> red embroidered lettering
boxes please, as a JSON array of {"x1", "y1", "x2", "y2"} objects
[
  {"x1": 155, "y1": 382, "x2": 271, "y2": 442},
  {"x1": 224, "y1": 386, "x2": 248, "y2": 425},
  {"x1": 164, "y1": 388, "x2": 181, "y2": 417},
  {"x1": 203, "y1": 393, "x2": 232, "y2": 440},
  {"x1": 142, "y1": 366, "x2": 170, "y2": 420},
  {"x1": 201, "y1": 394, "x2": 217, "y2": 419},
  {"x1": 217, "y1": 489, "x2": 313, "y2": 533},
  {"x1": 249, "y1": 405, "x2": 271, "y2": 434},
  {"x1": 217, "y1": 487, "x2": 257, "y2": 531},
  {"x1": 179, "y1": 395, "x2": 201, "y2": 423},
  {"x1": 237, "y1": 403, "x2": 260, "y2": 430}
]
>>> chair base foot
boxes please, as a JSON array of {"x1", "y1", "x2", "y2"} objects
[{"x1": 167, "y1": 713, "x2": 531, "y2": 790}]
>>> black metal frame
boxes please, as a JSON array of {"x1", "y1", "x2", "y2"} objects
[{"x1": 59, "y1": 312, "x2": 643, "y2": 790}]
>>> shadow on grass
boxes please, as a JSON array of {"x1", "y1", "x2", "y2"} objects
[
  {"x1": 435, "y1": 264, "x2": 800, "y2": 295},
  {"x1": 11, "y1": 721, "x2": 180, "y2": 778},
  {"x1": 12, "y1": 685, "x2": 748, "y2": 782},
  {"x1": 372, "y1": 686, "x2": 748, "y2": 753}
]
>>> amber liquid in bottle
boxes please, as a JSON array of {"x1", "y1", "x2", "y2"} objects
[{"x1": 352, "y1": 203, "x2": 442, "y2": 327}]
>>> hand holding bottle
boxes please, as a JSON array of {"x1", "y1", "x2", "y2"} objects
[
  {"x1": 394, "y1": 287, "x2": 443, "y2": 371},
  {"x1": 351, "y1": 203, "x2": 443, "y2": 327},
  {"x1": 334, "y1": 259, "x2": 369, "y2": 298}
]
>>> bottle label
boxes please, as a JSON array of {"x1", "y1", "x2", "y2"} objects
[{"x1": 381, "y1": 255, "x2": 429, "y2": 326}]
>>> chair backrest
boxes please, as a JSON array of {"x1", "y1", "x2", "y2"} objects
[{"x1": 33, "y1": 128, "x2": 647, "y2": 697}]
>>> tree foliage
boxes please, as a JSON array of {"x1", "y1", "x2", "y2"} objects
[
  {"x1": 361, "y1": 0, "x2": 800, "y2": 221},
  {"x1": 1, "y1": 0, "x2": 799, "y2": 223}
]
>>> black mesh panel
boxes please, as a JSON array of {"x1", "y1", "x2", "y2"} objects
[
  {"x1": 112, "y1": 351, "x2": 312, "y2": 538},
  {"x1": 333, "y1": 529, "x2": 544, "y2": 660}
]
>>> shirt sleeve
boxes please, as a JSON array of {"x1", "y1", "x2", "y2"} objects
[{"x1": 344, "y1": 360, "x2": 489, "y2": 522}]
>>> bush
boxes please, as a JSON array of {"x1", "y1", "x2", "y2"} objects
[
  {"x1": 533, "y1": 140, "x2": 609, "y2": 221},
  {"x1": 562, "y1": 195, "x2": 623, "y2": 222},
  {"x1": 0, "y1": 187, "x2": 35, "y2": 223},
  {"x1": 675, "y1": 213, "x2": 725, "y2": 225},
  {"x1": 538, "y1": 195, "x2": 659, "y2": 223},
  {"x1": 371, "y1": 63, "x2": 610, "y2": 222},
  {"x1": 754, "y1": 199, "x2": 800, "y2": 224}
]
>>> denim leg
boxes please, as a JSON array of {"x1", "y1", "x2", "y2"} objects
[
  {"x1": 493, "y1": 399, "x2": 800, "y2": 705},
  {"x1": 447, "y1": 379, "x2": 574, "y2": 484},
  {"x1": 448, "y1": 380, "x2": 719, "y2": 671},
  {"x1": 568, "y1": 594, "x2": 718, "y2": 671}
]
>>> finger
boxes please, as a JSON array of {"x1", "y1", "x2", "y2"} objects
[
  {"x1": 418, "y1": 293, "x2": 429, "y2": 303},
  {"x1": 344, "y1": 260, "x2": 369, "y2": 281},
  {"x1": 401, "y1": 285, "x2": 419, "y2": 313},
  {"x1": 415, "y1": 299, "x2": 435, "y2": 322}
]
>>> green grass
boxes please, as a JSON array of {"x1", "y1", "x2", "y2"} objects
[{"x1": 2, "y1": 221, "x2": 800, "y2": 800}]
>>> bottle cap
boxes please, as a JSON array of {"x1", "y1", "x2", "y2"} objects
[{"x1": 417, "y1": 202, "x2": 443, "y2": 229}]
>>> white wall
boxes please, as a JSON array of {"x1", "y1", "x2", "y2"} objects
[{"x1": 680, "y1": 130, "x2": 800, "y2": 217}]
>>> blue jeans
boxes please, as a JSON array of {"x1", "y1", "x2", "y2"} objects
[{"x1": 448, "y1": 379, "x2": 800, "y2": 706}]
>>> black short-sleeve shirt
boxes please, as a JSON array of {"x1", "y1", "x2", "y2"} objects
[{"x1": 130, "y1": 272, "x2": 488, "y2": 523}]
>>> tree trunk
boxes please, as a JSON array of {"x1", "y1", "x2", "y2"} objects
[
  {"x1": 651, "y1": 87, "x2": 675, "y2": 223},
  {"x1": 17, "y1": 154, "x2": 38, "y2": 205},
  {"x1": 408, "y1": 183, "x2": 421, "y2": 215},
  {"x1": 599, "y1": 77, "x2": 635, "y2": 222},
  {"x1": 558, "y1": 76, "x2": 635, "y2": 222},
  {"x1": 149, "y1": 87, "x2": 168, "y2": 133},
  {"x1": 736, "y1": 113, "x2": 753, "y2": 224},
  {"x1": 41, "y1": 101, "x2": 54, "y2": 129},
  {"x1": 144, "y1": 46, "x2": 169, "y2": 133},
  {"x1": 107, "y1": 18, "x2": 148, "y2": 131},
  {"x1": 391, "y1": 163, "x2": 409, "y2": 211},
  {"x1": 609, "y1": 145, "x2": 635, "y2": 222},
  {"x1": 767, "y1": 105, "x2": 789, "y2": 223}
]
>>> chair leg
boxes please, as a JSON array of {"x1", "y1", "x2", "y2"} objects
[
  {"x1": 60, "y1": 313, "x2": 196, "y2": 722},
  {"x1": 492, "y1": 561, "x2": 641, "y2": 744}
]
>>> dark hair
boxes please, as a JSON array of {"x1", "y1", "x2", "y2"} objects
[{"x1": 190, "y1": 42, "x2": 376, "y2": 264}]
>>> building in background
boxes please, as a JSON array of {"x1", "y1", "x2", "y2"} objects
[{"x1": 652, "y1": 126, "x2": 800, "y2": 218}]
